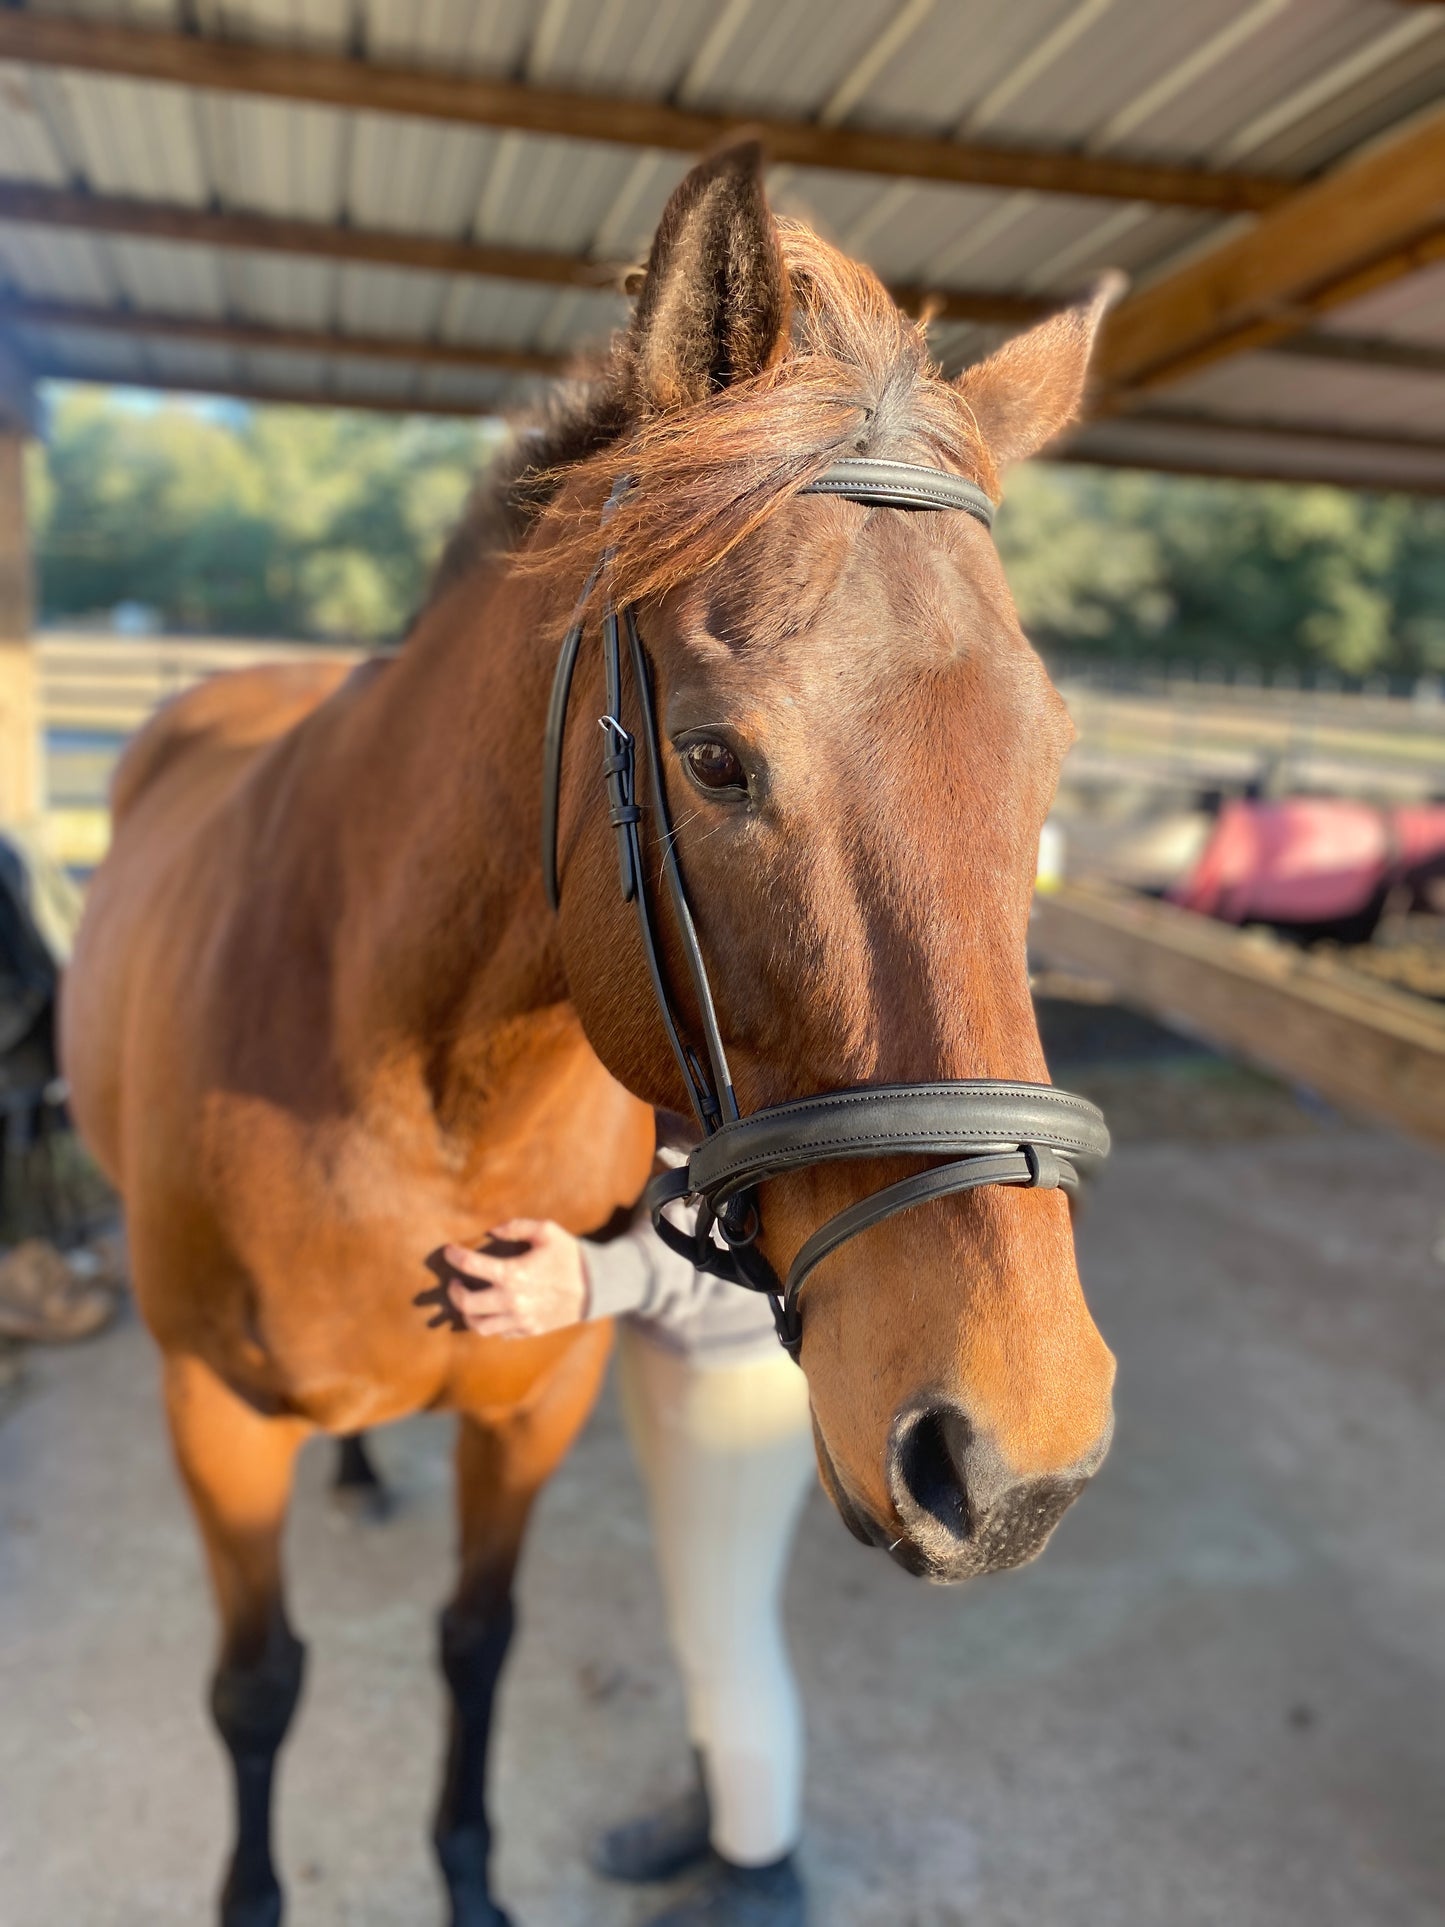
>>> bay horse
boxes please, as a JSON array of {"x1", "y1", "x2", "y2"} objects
[{"x1": 61, "y1": 144, "x2": 1117, "y2": 1927}]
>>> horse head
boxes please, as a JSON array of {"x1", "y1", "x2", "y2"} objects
[{"x1": 542, "y1": 144, "x2": 1117, "y2": 1583}]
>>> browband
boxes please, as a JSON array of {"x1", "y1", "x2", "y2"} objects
[{"x1": 800, "y1": 458, "x2": 995, "y2": 526}]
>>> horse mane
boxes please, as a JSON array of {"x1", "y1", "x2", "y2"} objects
[{"x1": 428, "y1": 219, "x2": 995, "y2": 615}]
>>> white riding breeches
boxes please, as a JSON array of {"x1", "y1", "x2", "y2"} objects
[{"x1": 617, "y1": 1324, "x2": 816, "y2": 1867}]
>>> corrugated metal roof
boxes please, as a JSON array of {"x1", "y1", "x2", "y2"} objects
[
  {"x1": 1070, "y1": 414, "x2": 1445, "y2": 493},
  {"x1": 0, "y1": 0, "x2": 1441, "y2": 486}
]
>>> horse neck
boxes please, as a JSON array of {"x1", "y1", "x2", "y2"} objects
[{"x1": 323, "y1": 556, "x2": 569, "y2": 1091}]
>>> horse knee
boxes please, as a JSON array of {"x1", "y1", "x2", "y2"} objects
[
  {"x1": 439, "y1": 1597, "x2": 515, "y2": 1707},
  {"x1": 211, "y1": 1626, "x2": 305, "y2": 1760}
]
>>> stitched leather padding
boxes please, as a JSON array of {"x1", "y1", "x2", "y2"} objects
[
  {"x1": 687, "y1": 1082, "x2": 1109, "y2": 1201},
  {"x1": 800, "y1": 458, "x2": 995, "y2": 525}
]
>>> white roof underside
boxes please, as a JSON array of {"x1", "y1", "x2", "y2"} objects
[{"x1": 1, "y1": 0, "x2": 1443, "y2": 489}]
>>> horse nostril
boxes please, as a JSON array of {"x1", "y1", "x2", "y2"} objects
[
  {"x1": 888, "y1": 1403, "x2": 979, "y2": 1541},
  {"x1": 886, "y1": 1400, "x2": 1098, "y2": 1575}
]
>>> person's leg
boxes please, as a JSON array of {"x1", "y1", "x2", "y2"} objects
[
  {"x1": 592, "y1": 1331, "x2": 713, "y2": 1885},
  {"x1": 608, "y1": 1328, "x2": 814, "y2": 1892}
]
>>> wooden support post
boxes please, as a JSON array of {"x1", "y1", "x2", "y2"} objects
[{"x1": 0, "y1": 387, "x2": 38, "y2": 828}]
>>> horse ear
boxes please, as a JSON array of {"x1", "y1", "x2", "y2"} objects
[
  {"x1": 629, "y1": 141, "x2": 792, "y2": 412},
  {"x1": 955, "y1": 273, "x2": 1125, "y2": 469}
]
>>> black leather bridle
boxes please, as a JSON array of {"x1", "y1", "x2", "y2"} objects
[{"x1": 542, "y1": 457, "x2": 1109, "y2": 1359}]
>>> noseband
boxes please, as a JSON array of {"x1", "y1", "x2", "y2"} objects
[{"x1": 542, "y1": 457, "x2": 1109, "y2": 1359}]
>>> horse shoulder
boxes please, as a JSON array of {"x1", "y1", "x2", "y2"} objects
[
  {"x1": 110, "y1": 657, "x2": 360, "y2": 824},
  {"x1": 63, "y1": 658, "x2": 367, "y2": 1183}
]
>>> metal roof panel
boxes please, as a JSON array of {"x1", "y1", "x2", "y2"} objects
[
  {"x1": 39, "y1": 72, "x2": 210, "y2": 202},
  {"x1": 203, "y1": 0, "x2": 352, "y2": 52},
  {"x1": 223, "y1": 249, "x2": 337, "y2": 327},
  {"x1": 531, "y1": 0, "x2": 721, "y2": 97},
  {"x1": 0, "y1": 222, "x2": 116, "y2": 302},
  {"x1": 199, "y1": 95, "x2": 346, "y2": 218},
  {"x1": 1165, "y1": 352, "x2": 1445, "y2": 439},
  {"x1": 0, "y1": 63, "x2": 69, "y2": 183},
  {"x1": 668, "y1": 1, "x2": 902, "y2": 120},
  {"x1": 1070, "y1": 416, "x2": 1445, "y2": 491},
  {"x1": 1322, "y1": 264, "x2": 1445, "y2": 349},
  {"x1": 345, "y1": 115, "x2": 503, "y2": 238},
  {"x1": 364, "y1": 0, "x2": 535, "y2": 76},
  {"x1": 103, "y1": 236, "x2": 228, "y2": 314}
]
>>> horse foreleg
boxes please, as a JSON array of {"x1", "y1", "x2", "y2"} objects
[
  {"x1": 436, "y1": 1333, "x2": 611, "y2": 1927},
  {"x1": 433, "y1": 1414, "x2": 533, "y2": 1927},
  {"x1": 164, "y1": 1353, "x2": 311, "y2": 1927}
]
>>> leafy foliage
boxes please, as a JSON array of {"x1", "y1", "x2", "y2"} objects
[
  {"x1": 26, "y1": 386, "x2": 1445, "y2": 674},
  {"x1": 997, "y1": 465, "x2": 1445, "y2": 676},
  {"x1": 28, "y1": 388, "x2": 504, "y2": 642}
]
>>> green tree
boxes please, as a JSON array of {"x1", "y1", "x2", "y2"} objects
[
  {"x1": 27, "y1": 385, "x2": 1445, "y2": 676},
  {"x1": 997, "y1": 464, "x2": 1445, "y2": 677},
  {"x1": 28, "y1": 388, "x2": 503, "y2": 643}
]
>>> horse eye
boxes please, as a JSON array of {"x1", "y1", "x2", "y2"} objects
[{"x1": 683, "y1": 739, "x2": 746, "y2": 793}]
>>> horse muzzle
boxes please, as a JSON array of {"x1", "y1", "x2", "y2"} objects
[{"x1": 815, "y1": 1398, "x2": 1114, "y2": 1584}]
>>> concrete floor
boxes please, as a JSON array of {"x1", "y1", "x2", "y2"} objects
[{"x1": 2, "y1": 1127, "x2": 1444, "y2": 1927}]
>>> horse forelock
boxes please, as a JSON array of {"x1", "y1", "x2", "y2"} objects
[{"x1": 428, "y1": 219, "x2": 996, "y2": 620}]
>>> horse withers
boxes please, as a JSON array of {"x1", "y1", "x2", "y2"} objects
[{"x1": 61, "y1": 145, "x2": 1117, "y2": 1926}]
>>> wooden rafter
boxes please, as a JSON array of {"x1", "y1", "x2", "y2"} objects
[
  {"x1": 1123, "y1": 407, "x2": 1445, "y2": 457},
  {"x1": 1105, "y1": 226, "x2": 1445, "y2": 400},
  {"x1": 0, "y1": 181, "x2": 1055, "y2": 331},
  {"x1": 0, "y1": 295, "x2": 566, "y2": 376},
  {"x1": 1057, "y1": 446, "x2": 1445, "y2": 497},
  {"x1": 0, "y1": 11, "x2": 1292, "y2": 213},
  {"x1": 1096, "y1": 105, "x2": 1445, "y2": 399},
  {"x1": 1272, "y1": 333, "x2": 1445, "y2": 379},
  {"x1": 33, "y1": 364, "x2": 486, "y2": 418},
  {"x1": 19, "y1": 296, "x2": 1442, "y2": 447},
  {"x1": 0, "y1": 181, "x2": 617, "y2": 292}
]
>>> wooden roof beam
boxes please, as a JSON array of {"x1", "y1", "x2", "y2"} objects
[
  {"x1": 1054, "y1": 445, "x2": 1445, "y2": 498},
  {"x1": 1095, "y1": 105, "x2": 1445, "y2": 399},
  {"x1": 0, "y1": 180, "x2": 620, "y2": 292},
  {"x1": 1121, "y1": 406, "x2": 1445, "y2": 457},
  {"x1": 0, "y1": 11, "x2": 1292, "y2": 212},
  {"x1": 0, "y1": 180, "x2": 1055, "y2": 331},
  {"x1": 0, "y1": 295, "x2": 566, "y2": 376},
  {"x1": 1269, "y1": 331, "x2": 1445, "y2": 379},
  {"x1": 33, "y1": 365, "x2": 487, "y2": 418}
]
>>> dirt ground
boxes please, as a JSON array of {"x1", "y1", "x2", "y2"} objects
[{"x1": 2, "y1": 1117, "x2": 1444, "y2": 1927}]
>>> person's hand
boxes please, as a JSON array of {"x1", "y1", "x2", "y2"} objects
[{"x1": 441, "y1": 1219, "x2": 588, "y2": 1339}]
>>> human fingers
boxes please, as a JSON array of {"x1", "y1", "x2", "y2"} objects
[
  {"x1": 487, "y1": 1217, "x2": 555, "y2": 1246},
  {"x1": 447, "y1": 1279, "x2": 534, "y2": 1339},
  {"x1": 442, "y1": 1242, "x2": 505, "y2": 1282},
  {"x1": 447, "y1": 1277, "x2": 513, "y2": 1319}
]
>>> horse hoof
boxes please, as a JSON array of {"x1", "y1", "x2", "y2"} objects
[{"x1": 449, "y1": 1894, "x2": 512, "y2": 1927}]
